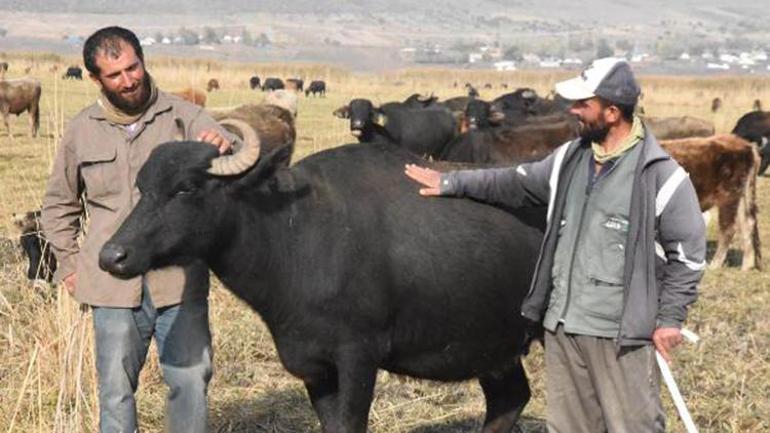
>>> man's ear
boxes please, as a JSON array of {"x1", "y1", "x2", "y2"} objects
[
  {"x1": 333, "y1": 105, "x2": 350, "y2": 119},
  {"x1": 230, "y1": 144, "x2": 293, "y2": 193},
  {"x1": 89, "y1": 72, "x2": 102, "y2": 88}
]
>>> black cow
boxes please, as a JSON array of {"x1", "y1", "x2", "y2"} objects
[
  {"x1": 333, "y1": 98, "x2": 458, "y2": 158},
  {"x1": 249, "y1": 75, "x2": 261, "y2": 90},
  {"x1": 305, "y1": 80, "x2": 326, "y2": 97},
  {"x1": 732, "y1": 110, "x2": 770, "y2": 175},
  {"x1": 12, "y1": 210, "x2": 57, "y2": 282},
  {"x1": 62, "y1": 66, "x2": 83, "y2": 80},
  {"x1": 261, "y1": 77, "x2": 285, "y2": 91},
  {"x1": 99, "y1": 121, "x2": 545, "y2": 433}
]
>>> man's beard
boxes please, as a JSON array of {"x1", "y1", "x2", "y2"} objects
[
  {"x1": 579, "y1": 116, "x2": 610, "y2": 144},
  {"x1": 103, "y1": 76, "x2": 150, "y2": 114}
]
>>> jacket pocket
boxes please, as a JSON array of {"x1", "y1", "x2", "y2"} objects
[
  {"x1": 587, "y1": 216, "x2": 628, "y2": 285},
  {"x1": 583, "y1": 274, "x2": 624, "y2": 320},
  {"x1": 78, "y1": 140, "x2": 120, "y2": 205}
]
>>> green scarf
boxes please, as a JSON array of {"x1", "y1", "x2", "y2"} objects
[
  {"x1": 97, "y1": 74, "x2": 158, "y2": 125},
  {"x1": 591, "y1": 115, "x2": 644, "y2": 163}
]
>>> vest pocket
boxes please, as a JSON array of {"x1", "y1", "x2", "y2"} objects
[{"x1": 584, "y1": 274, "x2": 624, "y2": 320}]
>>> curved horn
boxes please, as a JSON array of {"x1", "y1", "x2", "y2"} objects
[{"x1": 207, "y1": 118, "x2": 261, "y2": 176}]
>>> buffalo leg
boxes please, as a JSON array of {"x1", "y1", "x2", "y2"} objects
[
  {"x1": 305, "y1": 369, "x2": 341, "y2": 433},
  {"x1": 478, "y1": 359, "x2": 530, "y2": 433},
  {"x1": 334, "y1": 350, "x2": 378, "y2": 433}
]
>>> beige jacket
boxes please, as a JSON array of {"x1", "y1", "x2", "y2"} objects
[{"x1": 41, "y1": 91, "x2": 237, "y2": 308}]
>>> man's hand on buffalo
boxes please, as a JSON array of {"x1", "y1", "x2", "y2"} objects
[
  {"x1": 404, "y1": 164, "x2": 442, "y2": 196},
  {"x1": 197, "y1": 129, "x2": 232, "y2": 154}
]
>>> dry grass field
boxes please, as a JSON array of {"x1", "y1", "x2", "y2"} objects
[{"x1": 0, "y1": 52, "x2": 768, "y2": 433}]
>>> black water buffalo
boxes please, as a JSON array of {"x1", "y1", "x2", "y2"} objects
[
  {"x1": 440, "y1": 119, "x2": 577, "y2": 164},
  {"x1": 249, "y1": 75, "x2": 261, "y2": 90},
  {"x1": 464, "y1": 99, "x2": 574, "y2": 132},
  {"x1": 62, "y1": 65, "x2": 83, "y2": 80},
  {"x1": 333, "y1": 98, "x2": 458, "y2": 158},
  {"x1": 732, "y1": 110, "x2": 770, "y2": 175},
  {"x1": 99, "y1": 120, "x2": 545, "y2": 433},
  {"x1": 262, "y1": 77, "x2": 285, "y2": 91},
  {"x1": 12, "y1": 210, "x2": 57, "y2": 282},
  {"x1": 305, "y1": 80, "x2": 326, "y2": 97}
]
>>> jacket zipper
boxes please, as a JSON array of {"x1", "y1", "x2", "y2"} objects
[{"x1": 560, "y1": 182, "x2": 592, "y2": 323}]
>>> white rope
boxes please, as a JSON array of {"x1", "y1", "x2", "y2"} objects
[{"x1": 656, "y1": 328, "x2": 700, "y2": 433}]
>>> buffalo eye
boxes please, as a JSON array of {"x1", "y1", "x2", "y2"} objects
[{"x1": 173, "y1": 182, "x2": 197, "y2": 197}]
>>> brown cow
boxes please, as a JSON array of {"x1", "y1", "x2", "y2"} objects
[
  {"x1": 209, "y1": 103, "x2": 296, "y2": 165},
  {"x1": 711, "y1": 97, "x2": 722, "y2": 113},
  {"x1": 0, "y1": 77, "x2": 41, "y2": 137},
  {"x1": 170, "y1": 88, "x2": 207, "y2": 107},
  {"x1": 643, "y1": 115, "x2": 714, "y2": 140},
  {"x1": 285, "y1": 78, "x2": 304, "y2": 92},
  {"x1": 661, "y1": 134, "x2": 761, "y2": 270},
  {"x1": 206, "y1": 78, "x2": 220, "y2": 92}
]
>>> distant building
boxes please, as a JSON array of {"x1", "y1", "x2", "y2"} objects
[
  {"x1": 539, "y1": 59, "x2": 562, "y2": 68},
  {"x1": 706, "y1": 63, "x2": 730, "y2": 70},
  {"x1": 493, "y1": 60, "x2": 516, "y2": 71},
  {"x1": 468, "y1": 53, "x2": 483, "y2": 63},
  {"x1": 140, "y1": 37, "x2": 156, "y2": 46}
]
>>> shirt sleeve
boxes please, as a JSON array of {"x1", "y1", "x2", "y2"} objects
[
  {"x1": 655, "y1": 166, "x2": 706, "y2": 328},
  {"x1": 41, "y1": 126, "x2": 83, "y2": 282},
  {"x1": 438, "y1": 141, "x2": 568, "y2": 209}
]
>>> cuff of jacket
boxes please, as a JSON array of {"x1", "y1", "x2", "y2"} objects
[
  {"x1": 439, "y1": 172, "x2": 457, "y2": 195},
  {"x1": 656, "y1": 318, "x2": 683, "y2": 329},
  {"x1": 53, "y1": 253, "x2": 77, "y2": 283}
]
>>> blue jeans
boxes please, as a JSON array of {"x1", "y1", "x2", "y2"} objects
[{"x1": 92, "y1": 284, "x2": 212, "y2": 433}]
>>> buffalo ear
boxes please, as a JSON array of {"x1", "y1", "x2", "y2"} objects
[
  {"x1": 230, "y1": 144, "x2": 293, "y2": 193},
  {"x1": 374, "y1": 110, "x2": 388, "y2": 126},
  {"x1": 489, "y1": 110, "x2": 506, "y2": 125},
  {"x1": 333, "y1": 105, "x2": 350, "y2": 119}
]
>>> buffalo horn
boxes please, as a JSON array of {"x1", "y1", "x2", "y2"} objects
[{"x1": 207, "y1": 118, "x2": 261, "y2": 176}]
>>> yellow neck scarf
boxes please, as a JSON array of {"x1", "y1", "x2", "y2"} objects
[{"x1": 591, "y1": 115, "x2": 644, "y2": 163}]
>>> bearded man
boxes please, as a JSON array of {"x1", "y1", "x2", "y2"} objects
[
  {"x1": 41, "y1": 26, "x2": 238, "y2": 433},
  {"x1": 404, "y1": 58, "x2": 706, "y2": 432}
]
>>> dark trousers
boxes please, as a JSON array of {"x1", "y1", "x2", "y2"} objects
[{"x1": 545, "y1": 326, "x2": 665, "y2": 433}]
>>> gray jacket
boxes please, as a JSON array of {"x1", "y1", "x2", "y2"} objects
[{"x1": 441, "y1": 128, "x2": 706, "y2": 346}]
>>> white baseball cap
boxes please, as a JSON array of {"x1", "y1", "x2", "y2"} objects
[{"x1": 555, "y1": 57, "x2": 640, "y2": 105}]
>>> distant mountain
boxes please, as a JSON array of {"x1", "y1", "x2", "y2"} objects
[{"x1": 0, "y1": 0, "x2": 765, "y2": 24}]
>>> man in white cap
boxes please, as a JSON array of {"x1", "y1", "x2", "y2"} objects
[{"x1": 404, "y1": 57, "x2": 706, "y2": 432}]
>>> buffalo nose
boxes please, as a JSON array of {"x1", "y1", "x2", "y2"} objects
[{"x1": 99, "y1": 243, "x2": 127, "y2": 269}]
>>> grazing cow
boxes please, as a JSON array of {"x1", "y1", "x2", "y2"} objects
[
  {"x1": 711, "y1": 97, "x2": 722, "y2": 113},
  {"x1": 305, "y1": 80, "x2": 326, "y2": 97},
  {"x1": 400, "y1": 93, "x2": 438, "y2": 109},
  {"x1": 753, "y1": 99, "x2": 762, "y2": 112},
  {"x1": 170, "y1": 88, "x2": 207, "y2": 107},
  {"x1": 0, "y1": 61, "x2": 7, "y2": 79},
  {"x1": 440, "y1": 119, "x2": 577, "y2": 164},
  {"x1": 261, "y1": 77, "x2": 285, "y2": 92},
  {"x1": 643, "y1": 116, "x2": 714, "y2": 140},
  {"x1": 661, "y1": 135, "x2": 761, "y2": 270},
  {"x1": 285, "y1": 78, "x2": 304, "y2": 92},
  {"x1": 62, "y1": 65, "x2": 83, "y2": 80},
  {"x1": 732, "y1": 110, "x2": 770, "y2": 175},
  {"x1": 464, "y1": 99, "x2": 574, "y2": 132},
  {"x1": 501, "y1": 83, "x2": 509, "y2": 89},
  {"x1": 440, "y1": 96, "x2": 473, "y2": 113},
  {"x1": 49, "y1": 65, "x2": 60, "y2": 73},
  {"x1": 99, "y1": 122, "x2": 545, "y2": 433},
  {"x1": 249, "y1": 75, "x2": 261, "y2": 90},
  {"x1": 467, "y1": 85, "x2": 479, "y2": 98},
  {"x1": 12, "y1": 210, "x2": 57, "y2": 283},
  {"x1": 483, "y1": 83, "x2": 493, "y2": 89},
  {"x1": 209, "y1": 103, "x2": 296, "y2": 165},
  {"x1": 206, "y1": 78, "x2": 220, "y2": 92},
  {"x1": 490, "y1": 88, "x2": 569, "y2": 118},
  {"x1": 24, "y1": 66, "x2": 32, "y2": 74},
  {"x1": 0, "y1": 77, "x2": 41, "y2": 137},
  {"x1": 333, "y1": 98, "x2": 458, "y2": 158}
]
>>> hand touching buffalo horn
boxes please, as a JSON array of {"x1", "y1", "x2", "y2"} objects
[{"x1": 208, "y1": 118, "x2": 261, "y2": 176}]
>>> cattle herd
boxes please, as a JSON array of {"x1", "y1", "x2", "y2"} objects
[{"x1": 3, "y1": 59, "x2": 770, "y2": 432}]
